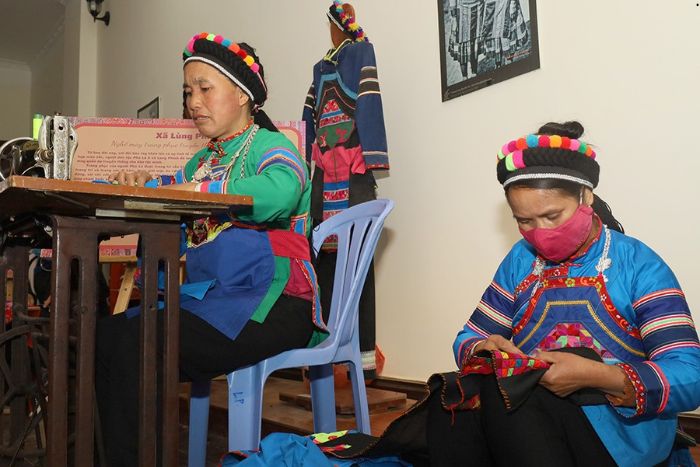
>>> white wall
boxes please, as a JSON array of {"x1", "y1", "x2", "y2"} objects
[
  {"x1": 0, "y1": 59, "x2": 31, "y2": 140},
  {"x1": 31, "y1": 28, "x2": 65, "y2": 117},
  {"x1": 64, "y1": 0, "x2": 98, "y2": 117},
  {"x1": 94, "y1": 0, "x2": 700, "y2": 381}
]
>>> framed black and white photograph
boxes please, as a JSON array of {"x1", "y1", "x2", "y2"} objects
[
  {"x1": 137, "y1": 97, "x2": 159, "y2": 119},
  {"x1": 438, "y1": 0, "x2": 540, "y2": 101}
]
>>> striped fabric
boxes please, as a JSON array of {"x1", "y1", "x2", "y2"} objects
[
  {"x1": 458, "y1": 281, "x2": 515, "y2": 365},
  {"x1": 256, "y1": 147, "x2": 307, "y2": 190},
  {"x1": 634, "y1": 289, "x2": 700, "y2": 359},
  {"x1": 304, "y1": 83, "x2": 316, "y2": 114},
  {"x1": 358, "y1": 66, "x2": 380, "y2": 98}
]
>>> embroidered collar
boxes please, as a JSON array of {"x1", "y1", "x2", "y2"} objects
[
  {"x1": 206, "y1": 120, "x2": 254, "y2": 157},
  {"x1": 323, "y1": 38, "x2": 352, "y2": 64}
]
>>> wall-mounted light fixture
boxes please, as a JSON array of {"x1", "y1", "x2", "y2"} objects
[{"x1": 86, "y1": 0, "x2": 110, "y2": 26}]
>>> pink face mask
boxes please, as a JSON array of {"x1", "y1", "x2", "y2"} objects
[{"x1": 519, "y1": 204, "x2": 594, "y2": 262}]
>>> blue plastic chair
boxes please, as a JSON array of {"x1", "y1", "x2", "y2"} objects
[{"x1": 187, "y1": 199, "x2": 394, "y2": 466}]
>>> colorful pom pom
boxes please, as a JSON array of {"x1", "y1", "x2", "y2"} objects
[
  {"x1": 185, "y1": 32, "x2": 259, "y2": 73},
  {"x1": 512, "y1": 150, "x2": 525, "y2": 169},
  {"x1": 497, "y1": 133, "x2": 598, "y2": 169},
  {"x1": 505, "y1": 154, "x2": 516, "y2": 171}
]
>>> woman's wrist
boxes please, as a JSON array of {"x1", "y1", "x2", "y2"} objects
[{"x1": 592, "y1": 362, "x2": 635, "y2": 405}]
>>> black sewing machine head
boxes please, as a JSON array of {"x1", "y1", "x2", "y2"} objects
[{"x1": 0, "y1": 115, "x2": 78, "y2": 181}]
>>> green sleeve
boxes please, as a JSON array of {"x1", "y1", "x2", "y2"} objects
[{"x1": 226, "y1": 164, "x2": 303, "y2": 224}]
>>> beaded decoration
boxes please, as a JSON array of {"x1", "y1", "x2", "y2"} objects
[
  {"x1": 183, "y1": 32, "x2": 267, "y2": 106},
  {"x1": 183, "y1": 32, "x2": 261, "y2": 75},
  {"x1": 497, "y1": 134, "x2": 596, "y2": 172},
  {"x1": 327, "y1": 0, "x2": 368, "y2": 42}
]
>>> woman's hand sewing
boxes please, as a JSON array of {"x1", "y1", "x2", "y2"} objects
[
  {"x1": 535, "y1": 350, "x2": 629, "y2": 399},
  {"x1": 473, "y1": 334, "x2": 523, "y2": 355},
  {"x1": 108, "y1": 170, "x2": 153, "y2": 187}
]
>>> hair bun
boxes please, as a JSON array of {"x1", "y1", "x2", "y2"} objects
[{"x1": 537, "y1": 121, "x2": 584, "y2": 139}]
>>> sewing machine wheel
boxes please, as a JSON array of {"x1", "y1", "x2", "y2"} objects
[
  {"x1": 0, "y1": 310, "x2": 49, "y2": 463},
  {"x1": 0, "y1": 138, "x2": 35, "y2": 181}
]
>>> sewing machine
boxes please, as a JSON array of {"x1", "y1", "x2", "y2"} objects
[{"x1": 0, "y1": 115, "x2": 78, "y2": 181}]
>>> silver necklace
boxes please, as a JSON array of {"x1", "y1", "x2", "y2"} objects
[{"x1": 192, "y1": 125, "x2": 259, "y2": 182}]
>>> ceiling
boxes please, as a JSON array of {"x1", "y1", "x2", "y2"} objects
[{"x1": 0, "y1": 0, "x2": 65, "y2": 64}]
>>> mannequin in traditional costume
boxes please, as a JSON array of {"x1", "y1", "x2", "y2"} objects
[{"x1": 302, "y1": 1, "x2": 389, "y2": 379}]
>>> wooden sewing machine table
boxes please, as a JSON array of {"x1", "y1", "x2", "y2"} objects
[{"x1": 0, "y1": 176, "x2": 251, "y2": 467}]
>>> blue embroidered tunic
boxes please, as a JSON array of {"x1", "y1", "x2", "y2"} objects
[{"x1": 453, "y1": 226, "x2": 700, "y2": 467}]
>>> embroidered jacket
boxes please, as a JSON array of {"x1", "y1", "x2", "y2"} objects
[
  {"x1": 303, "y1": 39, "x2": 389, "y2": 171},
  {"x1": 453, "y1": 227, "x2": 700, "y2": 467},
  {"x1": 152, "y1": 127, "x2": 325, "y2": 344},
  {"x1": 302, "y1": 39, "x2": 389, "y2": 250}
]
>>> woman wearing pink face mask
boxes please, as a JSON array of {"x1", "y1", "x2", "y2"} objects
[{"x1": 452, "y1": 122, "x2": 700, "y2": 466}]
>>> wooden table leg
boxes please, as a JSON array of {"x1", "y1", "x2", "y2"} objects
[
  {"x1": 47, "y1": 219, "x2": 74, "y2": 466},
  {"x1": 138, "y1": 227, "x2": 180, "y2": 467},
  {"x1": 44, "y1": 216, "x2": 181, "y2": 467}
]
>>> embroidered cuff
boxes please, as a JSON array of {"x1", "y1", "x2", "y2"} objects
[
  {"x1": 363, "y1": 151, "x2": 389, "y2": 170},
  {"x1": 608, "y1": 362, "x2": 645, "y2": 417},
  {"x1": 154, "y1": 175, "x2": 176, "y2": 186},
  {"x1": 194, "y1": 181, "x2": 223, "y2": 193},
  {"x1": 459, "y1": 338, "x2": 485, "y2": 370}
]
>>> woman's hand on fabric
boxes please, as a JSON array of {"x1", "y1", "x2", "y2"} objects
[
  {"x1": 536, "y1": 350, "x2": 630, "y2": 398},
  {"x1": 108, "y1": 170, "x2": 153, "y2": 187},
  {"x1": 536, "y1": 350, "x2": 604, "y2": 397},
  {"x1": 473, "y1": 335, "x2": 523, "y2": 356}
]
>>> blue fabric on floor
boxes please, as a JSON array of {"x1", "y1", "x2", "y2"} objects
[{"x1": 220, "y1": 432, "x2": 410, "y2": 467}]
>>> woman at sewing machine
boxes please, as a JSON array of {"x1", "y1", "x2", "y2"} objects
[{"x1": 98, "y1": 32, "x2": 325, "y2": 466}]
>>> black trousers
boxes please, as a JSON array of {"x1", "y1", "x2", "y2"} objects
[
  {"x1": 316, "y1": 251, "x2": 376, "y2": 379},
  {"x1": 95, "y1": 295, "x2": 314, "y2": 467},
  {"x1": 428, "y1": 375, "x2": 618, "y2": 467}
]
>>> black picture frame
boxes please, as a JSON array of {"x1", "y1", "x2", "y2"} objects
[
  {"x1": 438, "y1": 0, "x2": 540, "y2": 102},
  {"x1": 137, "y1": 97, "x2": 160, "y2": 119}
]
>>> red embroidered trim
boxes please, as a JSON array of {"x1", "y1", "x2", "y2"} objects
[{"x1": 614, "y1": 363, "x2": 645, "y2": 416}]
